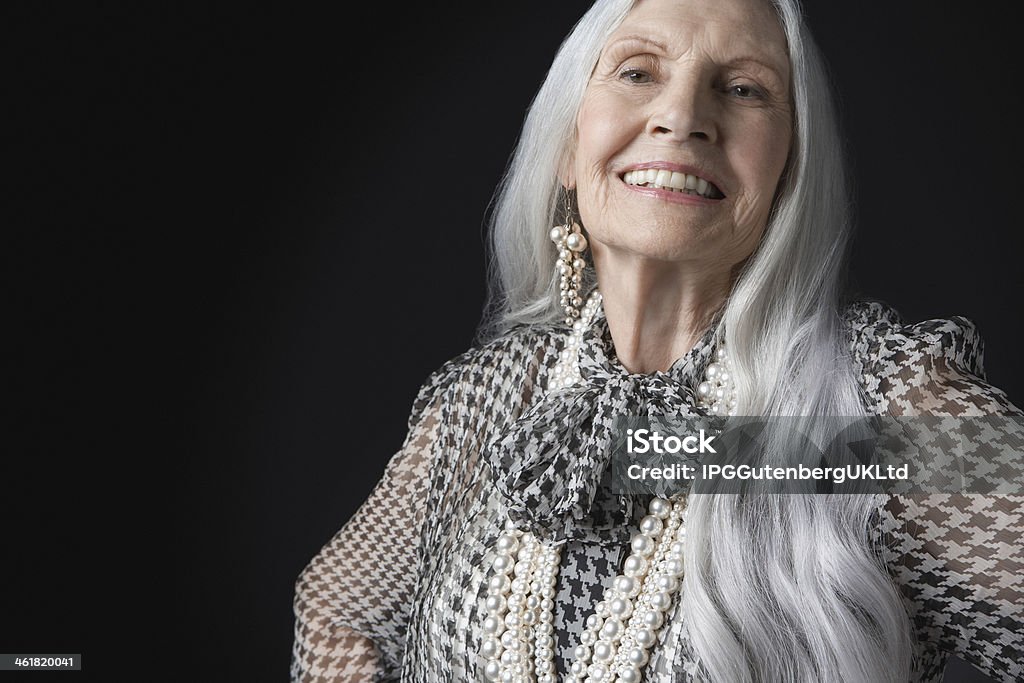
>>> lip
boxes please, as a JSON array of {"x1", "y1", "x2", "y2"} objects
[{"x1": 618, "y1": 161, "x2": 727, "y2": 204}]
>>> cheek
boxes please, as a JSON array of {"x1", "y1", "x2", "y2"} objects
[
  {"x1": 732, "y1": 120, "x2": 791, "y2": 211},
  {"x1": 575, "y1": 93, "x2": 632, "y2": 173},
  {"x1": 751, "y1": 119, "x2": 792, "y2": 191}
]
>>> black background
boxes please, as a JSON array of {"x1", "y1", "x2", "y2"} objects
[{"x1": 5, "y1": 2, "x2": 1021, "y2": 681}]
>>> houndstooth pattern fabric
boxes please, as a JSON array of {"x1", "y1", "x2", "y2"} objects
[
  {"x1": 487, "y1": 317, "x2": 717, "y2": 545},
  {"x1": 291, "y1": 299, "x2": 1023, "y2": 682}
]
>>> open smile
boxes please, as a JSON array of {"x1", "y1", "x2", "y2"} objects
[{"x1": 618, "y1": 165, "x2": 726, "y2": 202}]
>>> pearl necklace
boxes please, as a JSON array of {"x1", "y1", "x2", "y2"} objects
[{"x1": 482, "y1": 291, "x2": 736, "y2": 683}]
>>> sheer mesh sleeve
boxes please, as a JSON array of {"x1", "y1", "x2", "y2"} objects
[
  {"x1": 290, "y1": 358, "x2": 465, "y2": 682},
  {"x1": 848, "y1": 302, "x2": 1024, "y2": 681}
]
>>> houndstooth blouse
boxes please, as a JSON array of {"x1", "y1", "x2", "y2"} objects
[{"x1": 290, "y1": 300, "x2": 1023, "y2": 682}]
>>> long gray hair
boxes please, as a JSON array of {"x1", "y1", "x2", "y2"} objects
[{"x1": 481, "y1": 0, "x2": 914, "y2": 681}]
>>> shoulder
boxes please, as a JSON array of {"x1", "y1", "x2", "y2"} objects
[
  {"x1": 842, "y1": 299, "x2": 985, "y2": 379},
  {"x1": 841, "y1": 299, "x2": 1019, "y2": 415},
  {"x1": 410, "y1": 322, "x2": 564, "y2": 418}
]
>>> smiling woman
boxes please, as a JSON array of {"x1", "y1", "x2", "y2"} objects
[{"x1": 289, "y1": 0, "x2": 1023, "y2": 681}]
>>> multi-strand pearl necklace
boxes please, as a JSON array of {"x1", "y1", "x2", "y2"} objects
[
  {"x1": 481, "y1": 291, "x2": 737, "y2": 683},
  {"x1": 483, "y1": 498, "x2": 686, "y2": 683}
]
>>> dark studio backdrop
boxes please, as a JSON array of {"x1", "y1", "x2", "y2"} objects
[{"x1": 5, "y1": 2, "x2": 1022, "y2": 682}]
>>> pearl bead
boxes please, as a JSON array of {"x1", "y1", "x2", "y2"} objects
[
  {"x1": 574, "y1": 644, "x2": 592, "y2": 662},
  {"x1": 630, "y1": 534, "x2": 655, "y2": 557},
  {"x1": 492, "y1": 553, "x2": 514, "y2": 573},
  {"x1": 500, "y1": 630, "x2": 518, "y2": 648},
  {"x1": 663, "y1": 558, "x2": 685, "y2": 577},
  {"x1": 612, "y1": 575, "x2": 639, "y2": 597},
  {"x1": 622, "y1": 554, "x2": 648, "y2": 578},
  {"x1": 489, "y1": 575, "x2": 510, "y2": 594},
  {"x1": 653, "y1": 573, "x2": 677, "y2": 592},
  {"x1": 616, "y1": 663, "x2": 641, "y2": 683},
  {"x1": 494, "y1": 532, "x2": 519, "y2": 553},
  {"x1": 566, "y1": 232, "x2": 588, "y2": 252},
  {"x1": 649, "y1": 590, "x2": 672, "y2": 612},
  {"x1": 483, "y1": 616, "x2": 503, "y2": 635},
  {"x1": 608, "y1": 597, "x2": 632, "y2": 619},
  {"x1": 648, "y1": 497, "x2": 671, "y2": 518},
  {"x1": 626, "y1": 647, "x2": 649, "y2": 667},
  {"x1": 599, "y1": 618, "x2": 623, "y2": 640},
  {"x1": 485, "y1": 594, "x2": 507, "y2": 613},
  {"x1": 549, "y1": 226, "x2": 567, "y2": 242},
  {"x1": 639, "y1": 515, "x2": 663, "y2": 537},
  {"x1": 634, "y1": 628, "x2": 656, "y2": 648},
  {"x1": 592, "y1": 639, "x2": 614, "y2": 662},
  {"x1": 484, "y1": 659, "x2": 501, "y2": 681},
  {"x1": 640, "y1": 609, "x2": 664, "y2": 629}
]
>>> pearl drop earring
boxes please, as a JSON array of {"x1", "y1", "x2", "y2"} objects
[{"x1": 550, "y1": 191, "x2": 588, "y2": 325}]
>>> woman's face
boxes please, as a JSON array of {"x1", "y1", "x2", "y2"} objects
[{"x1": 568, "y1": 0, "x2": 792, "y2": 267}]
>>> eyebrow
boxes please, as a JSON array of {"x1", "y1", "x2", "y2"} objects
[
  {"x1": 724, "y1": 56, "x2": 787, "y2": 80},
  {"x1": 602, "y1": 34, "x2": 787, "y2": 81},
  {"x1": 603, "y1": 34, "x2": 669, "y2": 55}
]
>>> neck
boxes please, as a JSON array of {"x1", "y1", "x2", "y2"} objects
[{"x1": 592, "y1": 250, "x2": 731, "y2": 374}]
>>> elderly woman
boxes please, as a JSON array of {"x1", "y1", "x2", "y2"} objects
[{"x1": 290, "y1": 0, "x2": 1022, "y2": 681}]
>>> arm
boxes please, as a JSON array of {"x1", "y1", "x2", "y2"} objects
[
  {"x1": 290, "y1": 366, "x2": 456, "y2": 682},
  {"x1": 870, "y1": 313, "x2": 1024, "y2": 680},
  {"x1": 882, "y1": 493, "x2": 1023, "y2": 681}
]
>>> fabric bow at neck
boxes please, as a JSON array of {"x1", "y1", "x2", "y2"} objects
[{"x1": 486, "y1": 309, "x2": 717, "y2": 544}]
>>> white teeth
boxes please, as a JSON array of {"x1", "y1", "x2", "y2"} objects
[{"x1": 622, "y1": 169, "x2": 720, "y2": 198}]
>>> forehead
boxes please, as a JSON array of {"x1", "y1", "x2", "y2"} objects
[{"x1": 606, "y1": 0, "x2": 789, "y2": 75}]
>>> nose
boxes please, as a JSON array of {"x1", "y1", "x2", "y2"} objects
[{"x1": 645, "y1": 75, "x2": 718, "y2": 144}]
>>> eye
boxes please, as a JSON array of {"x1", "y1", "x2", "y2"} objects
[
  {"x1": 726, "y1": 83, "x2": 765, "y2": 99},
  {"x1": 619, "y1": 68, "x2": 653, "y2": 84}
]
